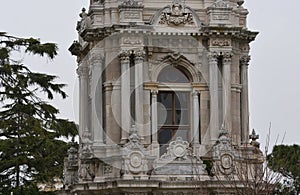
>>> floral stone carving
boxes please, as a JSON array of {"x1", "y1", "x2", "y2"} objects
[
  {"x1": 159, "y1": 0, "x2": 194, "y2": 26},
  {"x1": 122, "y1": 126, "x2": 149, "y2": 178}
]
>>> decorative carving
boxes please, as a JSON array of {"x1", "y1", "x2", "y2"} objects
[
  {"x1": 80, "y1": 128, "x2": 93, "y2": 159},
  {"x1": 207, "y1": 51, "x2": 219, "y2": 63},
  {"x1": 63, "y1": 138, "x2": 79, "y2": 187},
  {"x1": 249, "y1": 129, "x2": 260, "y2": 148},
  {"x1": 77, "y1": 8, "x2": 92, "y2": 32},
  {"x1": 79, "y1": 161, "x2": 95, "y2": 181},
  {"x1": 212, "y1": 128, "x2": 237, "y2": 175},
  {"x1": 159, "y1": 0, "x2": 194, "y2": 26},
  {"x1": 240, "y1": 55, "x2": 251, "y2": 66},
  {"x1": 212, "y1": 0, "x2": 231, "y2": 8},
  {"x1": 153, "y1": 137, "x2": 207, "y2": 175},
  {"x1": 67, "y1": 138, "x2": 78, "y2": 168},
  {"x1": 211, "y1": 38, "x2": 231, "y2": 47},
  {"x1": 222, "y1": 51, "x2": 232, "y2": 63},
  {"x1": 119, "y1": 50, "x2": 132, "y2": 63},
  {"x1": 104, "y1": 164, "x2": 113, "y2": 175},
  {"x1": 122, "y1": 126, "x2": 149, "y2": 176},
  {"x1": 160, "y1": 137, "x2": 190, "y2": 161},
  {"x1": 134, "y1": 49, "x2": 145, "y2": 62},
  {"x1": 76, "y1": 66, "x2": 89, "y2": 78},
  {"x1": 123, "y1": 37, "x2": 143, "y2": 45},
  {"x1": 120, "y1": 0, "x2": 143, "y2": 8},
  {"x1": 212, "y1": 14, "x2": 229, "y2": 20},
  {"x1": 124, "y1": 11, "x2": 140, "y2": 19}
]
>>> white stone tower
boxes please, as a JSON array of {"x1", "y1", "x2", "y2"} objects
[{"x1": 62, "y1": 0, "x2": 262, "y2": 194}]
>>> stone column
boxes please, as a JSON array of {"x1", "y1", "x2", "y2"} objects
[
  {"x1": 208, "y1": 52, "x2": 219, "y2": 143},
  {"x1": 120, "y1": 51, "x2": 131, "y2": 144},
  {"x1": 192, "y1": 91, "x2": 200, "y2": 145},
  {"x1": 91, "y1": 52, "x2": 104, "y2": 146},
  {"x1": 222, "y1": 52, "x2": 232, "y2": 132},
  {"x1": 240, "y1": 55, "x2": 251, "y2": 144},
  {"x1": 134, "y1": 50, "x2": 145, "y2": 140},
  {"x1": 151, "y1": 90, "x2": 158, "y2": 144},
  {"x1": 77, "y1": 66, "x2": 89, "y2": 141},
  {"x1": 151, "y1": 89, "x2": 159, "y2": 157}
]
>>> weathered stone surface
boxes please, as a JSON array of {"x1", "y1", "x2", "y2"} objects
[{"x1": 61, "y1": 0, "x2": 263, "y2": 194}]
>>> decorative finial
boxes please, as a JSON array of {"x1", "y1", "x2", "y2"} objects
[
  {"x1": 79, "y1": 8, "x2": 87, "y2": 18},
  {"x1": 249, "y1": 129, "x2": 260, "y2": 148}
]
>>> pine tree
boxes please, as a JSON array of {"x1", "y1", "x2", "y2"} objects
[{"x1": 0, "y1": 32, "x2": 77, "y2": 194}]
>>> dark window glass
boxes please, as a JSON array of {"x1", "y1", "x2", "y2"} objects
[
  {"x1": 158, "y1": 66, "x2": 189, "y2": 83},
  {"x1": 157, "y1": 91, "x2": 189, "y2": 155}
]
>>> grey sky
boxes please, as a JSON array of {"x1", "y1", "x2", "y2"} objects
[{"x1": 1, "y1": 0, "x2": 299, "y2": 147}]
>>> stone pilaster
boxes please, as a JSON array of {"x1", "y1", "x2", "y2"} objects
[
  {"x1": 134, "y1": 49, "x2": 145, "y2": 141},
  {"x1": 192, "y1": 90, "x2": 200, "y2": 155},
  {"x1": 120, "y1": 50, "x2": 131, "y2": 144},
  {"x1": 222, "y1": 52, "x2": 232, "y2": 133},
  {"x1": 192, "y1": 91, "x2": 200, "y2": 145},
  {"x1": 240, "y1": 55, "x2": 251, "y2": 144},
  {"x1": 150, "y1": 90, "x2": 159, "y2": 157},
  {"x1": 208, "y1": 52, "x2": 220, "y2": 143},
  {"x1": 77, "y1": 66, "x2": 89, "y2": 141},
  {"x1": 90, "y1": 51, "x2": 104, "y2": 146}
]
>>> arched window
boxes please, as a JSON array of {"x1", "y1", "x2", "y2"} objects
[{"x1": 157, "y1": 66, "x2": 191, "y2": 155}]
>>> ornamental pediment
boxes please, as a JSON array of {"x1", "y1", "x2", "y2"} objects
[{"x1": 151, "y1": 0, "x2": 202, "y2": 28}]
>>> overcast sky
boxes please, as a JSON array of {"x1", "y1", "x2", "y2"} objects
[{"x1": 1, "y1": 0, "x2": 299, "y2": 147}]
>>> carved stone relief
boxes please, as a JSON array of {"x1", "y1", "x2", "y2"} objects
[
  {"x1": 210, "y1": 38, "x2": 231, "y2": 47},
  {"x1": 212, "y1": 129, "x2": 238, "y2": 175},
  {"x1": 159, "y1": 0, "x2": 194, "y2": 26},
  {"x1": 122, "y1": 126, "x2": 149, "y2": 177}
]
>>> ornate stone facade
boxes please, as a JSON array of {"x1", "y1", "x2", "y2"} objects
[{"x1": 60, "y1": 0, "x2": 263, "y2": 194}]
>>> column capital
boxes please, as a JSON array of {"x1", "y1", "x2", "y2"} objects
[
  {"x1": 192, "y1": 90, "x2": 200, "y2": 97},
  {"x1": 240, "y1": 55, "x2": 251, "y2": 66},
  {"x1": 119, "y1": 50, "x2": 131, "y2": 63},
  {"x1": 77, "y1": 66, "x2": 89, "y2": 78},
  {"x1": 222, "y1": 51, "x2": 233, "y2": 64},
  {"x1": 134, "y1": 49, "x2": 145, "y2": 62},
  {"x1": 151, "y1": 89, "x2": 158, "y2": 95},
  {"x1": 207, "y1": 51, "x2": 220, "y2": 63}
]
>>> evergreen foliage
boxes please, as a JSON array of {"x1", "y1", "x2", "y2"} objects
[
  {"x1": 268, "y1": 144, "x2": 300, "y2": 194},
  {"x1": 0, "y1": 32, "x2": 77, "y2": 194}
]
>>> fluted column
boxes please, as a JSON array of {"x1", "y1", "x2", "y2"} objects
[
  {"x1": 151, "y1": 90, "x2": 158, "y2": 144},
  {"x1": 91, "y1": 53, "x2": 104, "y2": 146},
  {"x1": 77, "y1": 66, "x2": 89, "y2": 141},
  {"x1": 120, "y1": 51, "x2": 131, "y2": 144},
  {"x1": 240, "y1": 55, "x2": 251, "y2": 144},
  {"x1": 192, "y1": 91, "x2": 200, "y2": 145},
  {"x1": 134, "y1": 50, "x2": 145, "y2": 140},
  {"x1": 222, "y1": 52, "x2": 232, "y2": 132},
  {"x1": 208, "y1": 52, "x2": 220, "y2": 143}
]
